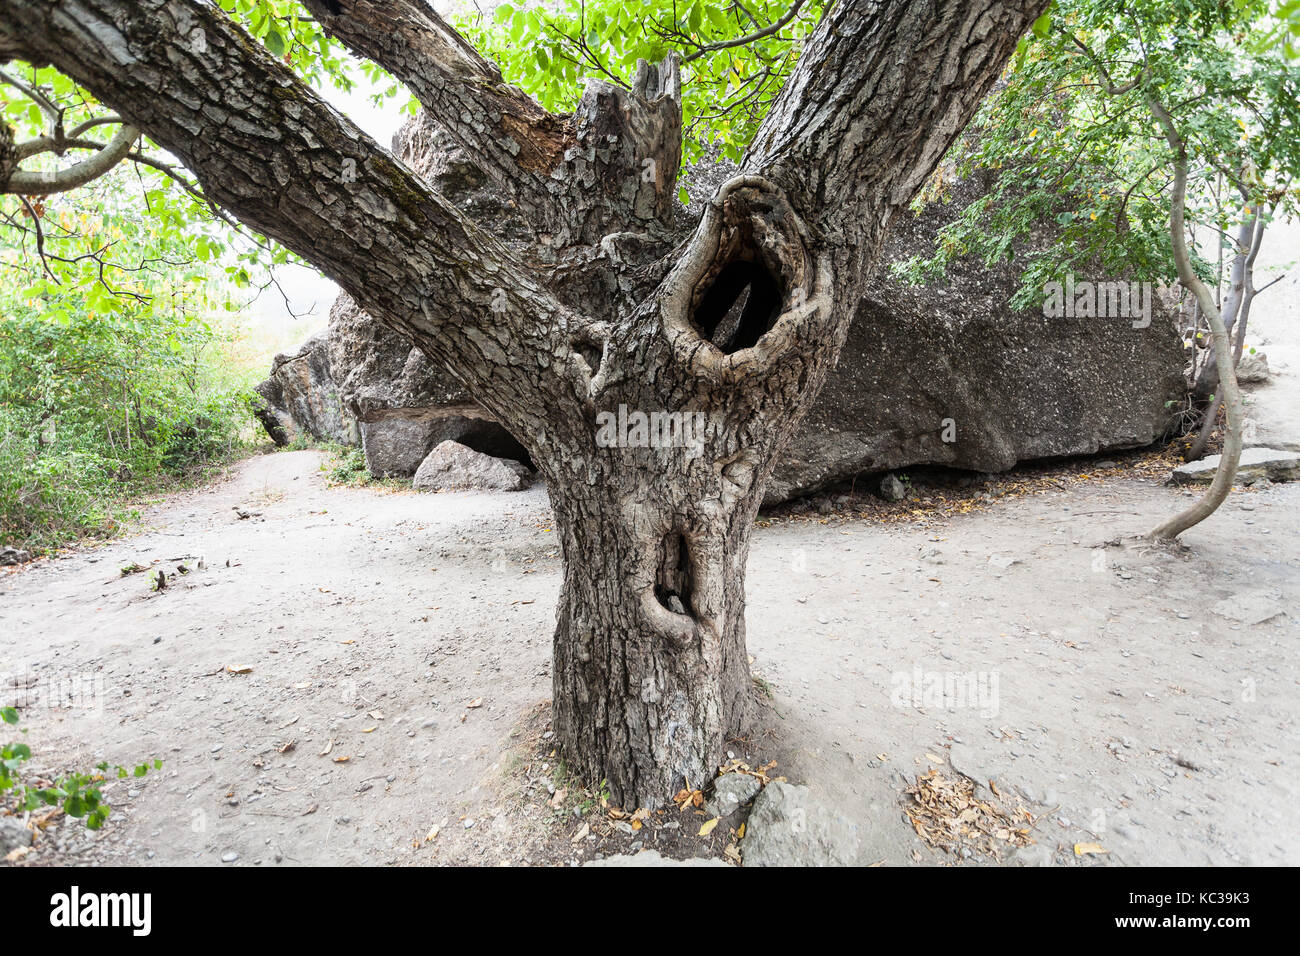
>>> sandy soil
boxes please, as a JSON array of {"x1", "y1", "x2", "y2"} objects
[{"x1": 2, "y1": 434, "x2": 1297, "y2": 866}]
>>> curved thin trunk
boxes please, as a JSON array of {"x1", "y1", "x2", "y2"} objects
[{"x1": 1147, "y1": 97, "x2": 1243, "y2": 541}]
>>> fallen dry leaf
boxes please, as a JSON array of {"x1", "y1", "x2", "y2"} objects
[
  {"x1": 225, "y1": 664, "x2": 253, "y2": 675},
  {"x1": 32, "y1": 807, "x2": 63, "y2": 830},
  {"x1": 1074, "y1": 842, "x2": 1109, "y2": 857},
  {"x1": 698, "y1": 817, "x2": 720, "y2": 836}
]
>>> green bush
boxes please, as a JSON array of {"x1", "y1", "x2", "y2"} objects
[{"x1": 0, "y1": 302, "x2": 256, "y2": 552}]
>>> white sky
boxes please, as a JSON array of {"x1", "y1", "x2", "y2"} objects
[
  {"x1": 243, "y1": 0, "x2": 491, "y2": 341},
  {"x1": 240, "y1": 68, "x2": 409, "y2": 343}
]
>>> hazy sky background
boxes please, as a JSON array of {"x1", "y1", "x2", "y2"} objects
[
  {"x1": 240, "y1": 66, "x2": 409, "y2": 345},
  {"x1": 244, "y1": 2, "x2": 497, "y2": 346}
]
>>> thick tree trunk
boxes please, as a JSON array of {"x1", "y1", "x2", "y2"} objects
[
  {"x1": 548, "y1": 477, "x2": 759, "y2": 804},
  {"x1": 0, "y1": 0, "x2": 1049, "y2": 809}
]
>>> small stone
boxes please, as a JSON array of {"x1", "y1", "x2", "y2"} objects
[
  {"x1": 879, "y1": 474, "x2": 906, "y2": 502},
  {"x1": 704, "y1": 772, "x2": 763, "y2": 818},
  {"x1": 0, "y1": 546, "x2": 32, "y2": 566},
  {"x1": 742, "y1": 782, "x2": 859, "y2": 867},
  {"x1": 221, "y1": 851, "x2": 238, "y2": 863}
]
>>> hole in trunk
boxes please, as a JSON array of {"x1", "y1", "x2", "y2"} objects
[
  {"x1": 654, "y1": 531, "x2": 695, "y2": 618},
  {"x1": 574, "y1": 340, "x2": 602, "y2": 371},
  {"x1": 691, "y1": 258, "x2": 783, "y2": 353}
]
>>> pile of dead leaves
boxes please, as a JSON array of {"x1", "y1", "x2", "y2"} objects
[{"x1": 904, "y1": 769, "x2": 1035, "y2": 861}]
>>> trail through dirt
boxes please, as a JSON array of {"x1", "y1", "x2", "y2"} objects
[{"x1": 3, "y1": 441, "x2": 1296, "y2": 866}]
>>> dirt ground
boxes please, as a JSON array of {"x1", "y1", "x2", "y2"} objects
[{"x1": 2, "y1": 426, "x2": 1297, "y2": 866}]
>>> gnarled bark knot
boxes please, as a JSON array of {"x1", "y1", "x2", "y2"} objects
[
  {"x1": 548, "y1": 182, "x2": 832, "y2": 809},
  {"x1": 666, "y1": 176, "x2": 832, "y2": 384}
]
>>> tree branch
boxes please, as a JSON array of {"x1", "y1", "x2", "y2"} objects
[
  {"x1": 0, "y1": 0, "x2": 583, "y2": 435},
  {"x1": 745, "y1": 0, "x2": 1051, "y2": 248},
  {"x1": 682, "y1": 0, "x2": 809, "y2": 62},
  {"x1": 4, "y1": 122, "x2": 139, "y2": 194},
  {"x1": 298, "y1": 0, "x2": 570, "y2": 210}
]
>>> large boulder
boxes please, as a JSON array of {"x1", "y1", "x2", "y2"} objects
[
  {"x1": 254, "y1": 121, "x2": 1186, "y2": 501},
  {"x1": 763, "y1": 173, "x2": 1186, "y2": 503},
  {"x1": 327, "y1": 292, "x2": 530, "y2": 477},
  {"x1": 412, "y1": 440, "x2": 532, "y2": 492},
  {"x1": 253, "y1": 332, "x2": 355, "y2": 447}
]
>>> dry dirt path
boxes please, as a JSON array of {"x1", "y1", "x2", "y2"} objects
[{"x1": 2, "y1": 447, "x2": 1297, "y2": 866}]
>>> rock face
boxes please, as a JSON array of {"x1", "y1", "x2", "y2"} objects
[
  {"x1": 741, "y1": 781, "x2": 860, "y2": 867},
  {"x1": 763, "y1": 171, "x2": 1187, "y2": 504},
  {"x1": 255, "y1": 123, "x2": 1186, "y2": 501},
  {"x1": 412, "y1": 440, "x2": 532, "y2": 492},
  {"x1": 253, "y1": 332, "x2": 355, "y2": 447},
  {"x1": 1172, "y1": 447, "x2": 1300, "y2": 484}
]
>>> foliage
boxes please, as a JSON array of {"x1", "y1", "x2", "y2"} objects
[
  {"x1": 1, "y1": 68, "x2": 295, "y2": 307},
  {"x1": 892, "y1": 0, "x2": 1300, "y2": 307},
  {"x1": 324, "y1": 444, "x2": 371, "y2": 484},
  {"x1": 456, "y1": 0, "x2": 824, "y2": 199},
  {"x1": 1, "y1": 706, "x2": 160, "y2": 831},
  {"x1": 0, "y1": 165, "x2": 258, "y2": 551}
]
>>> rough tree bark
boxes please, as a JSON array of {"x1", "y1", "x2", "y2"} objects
[{"x1": 0, "y1": 0, "x2": 1047, "y2": 807}]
